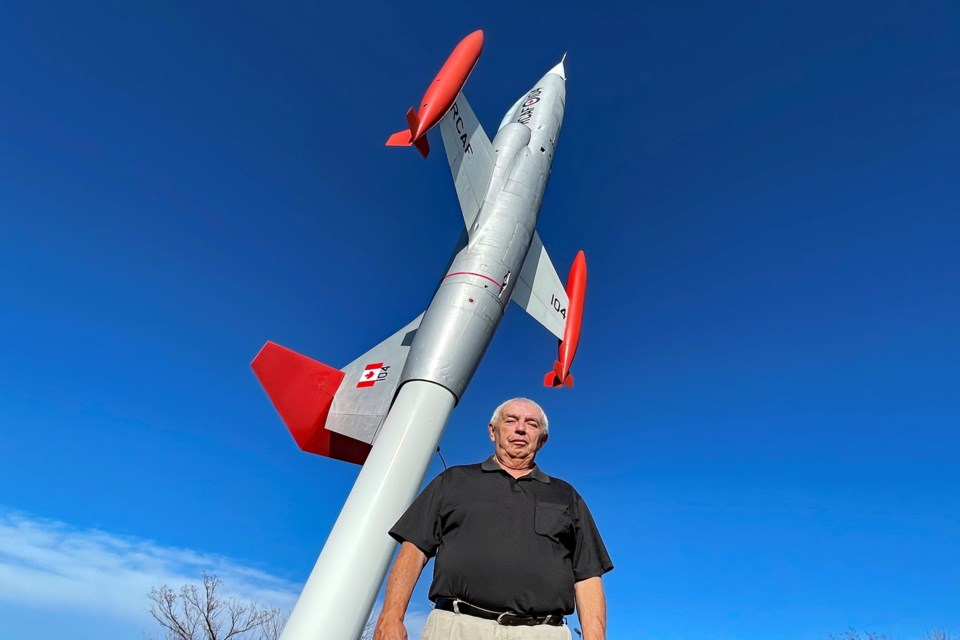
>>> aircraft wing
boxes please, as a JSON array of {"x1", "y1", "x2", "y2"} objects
[
  {"x1": 439, "y1": 94, "x2": 495, "y2": 232},
  {"x1": 512, "y1": 231, "x2": 568, "y2": 341}
]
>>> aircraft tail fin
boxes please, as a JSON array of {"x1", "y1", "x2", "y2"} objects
[
  {"x1": 251, "y1": 342, "x2": 371, "y2": 464},
  {"x1": 252, "y1": 314, "x2": 424, "y2": 465}
]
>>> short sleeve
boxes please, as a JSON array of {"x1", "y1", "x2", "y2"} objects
[
  {"x1": 572, "y1": 492, "x2": 614, "y2": 581},
  {"x1": 388, "y1": 472, "x2": 446, "y2": 558}
]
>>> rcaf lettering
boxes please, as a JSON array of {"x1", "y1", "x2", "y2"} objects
[
  {"x1": 451, "y1": 103, "x2": 473, "y2": 155},
  {"x1": 518, "y1": 87, "x2": 543, "y2": 125},
  {"x1": 454, "y1": 104, "x2": 465, "y2": 133}
]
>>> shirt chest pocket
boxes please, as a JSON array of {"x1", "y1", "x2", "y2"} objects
[{"x1": 534, "y1": 501, "x2": 574, "y2": 545}]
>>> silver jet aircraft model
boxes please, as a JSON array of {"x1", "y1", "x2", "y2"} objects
[{"x1": 252, "y1": 29, "x2": 586, "y2": 640}]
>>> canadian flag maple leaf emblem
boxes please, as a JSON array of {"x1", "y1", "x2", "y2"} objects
[{"x1": 357, "y1": 362, "x2": 385, "y2": 388}]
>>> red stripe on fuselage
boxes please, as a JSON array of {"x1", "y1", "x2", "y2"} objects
[{"x1": 444, "y1": 271, "x2": 500, "y2": 287}]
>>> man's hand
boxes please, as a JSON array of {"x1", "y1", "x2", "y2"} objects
[
  {"x1": 373, "y1": 615, "x2": 407, "y2": 640},
  {"x1": 574, "y1": 576, "x2": 607, "y2": 640},
  {"x1": 373, "y1": 542, "x2": 428, "y2": 640}
]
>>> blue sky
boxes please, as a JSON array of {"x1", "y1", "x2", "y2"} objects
[{"x1": 2, "y1": 1, "x2": 959, "y2": 639}]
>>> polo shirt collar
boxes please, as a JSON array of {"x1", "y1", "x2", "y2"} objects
[{"x1": 481, "y1": 455, "x2": 551, "y2": 483}]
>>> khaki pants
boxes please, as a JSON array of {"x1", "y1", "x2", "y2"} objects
[{"x1": 420, "y1": 609, "x2": 572, "y2": 640}]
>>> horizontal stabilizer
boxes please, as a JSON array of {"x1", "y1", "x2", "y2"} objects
[
  {"x1": 253, "y1": 314, "x2": 423, "y2": 466},
  {"x1": 251, "y1": 342, "x2": 372, "y2": 465}
]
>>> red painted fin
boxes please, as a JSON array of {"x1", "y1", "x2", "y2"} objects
[
  {"x1": 404, "y1": 107, "x2": 420, "y2": 134},
  {"x1": 251, "y1": 341, "x2": 371, "y2": 465},
  {"x1": 544, "y1": 360, "x2": 563, "y2": 388},
  {"x1": 386, "y1": 129, "x2": 413, "y2": 147},
  {"x1": 543, "y1": 359, "x2": 574, "y2": 388},
  {"x1": 413, "y1": 135, "x2": 430, "y2": 158},
  {"x1": 386, "y1": 108, "x2": 429, "y2": 156}
]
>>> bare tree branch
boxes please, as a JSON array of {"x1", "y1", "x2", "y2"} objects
[
  {"x1": 260, "y1": 611, "x2": 288, "y2": 640},
  {"x1": 150, "y1": 584, "x2": 199, "y2": 640},
  {"x1": 148, "y1": 575, "x2": 285, "y2": 640},
  {"x1": 827, "y1": 630, "x2": 956, "y2": 640}
]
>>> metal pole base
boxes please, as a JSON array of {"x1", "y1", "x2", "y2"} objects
[{"x1": 280, "y1": 380, "x2": 456, "y2": 640}]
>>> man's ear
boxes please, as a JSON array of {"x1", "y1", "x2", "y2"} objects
[
  {"x1": 536, "y1": 432, "x2": 549, "y2": 450},
  {"x1": 488, "y1": 423, "x2": 495, "y2": 442}
]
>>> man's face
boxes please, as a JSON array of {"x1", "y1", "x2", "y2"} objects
[{"x1": 488, "y1": 400, "x2": 548, "y2": 462}]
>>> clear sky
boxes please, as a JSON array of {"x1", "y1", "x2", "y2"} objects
[{"x1": 2, "y1": 1, "x2": 958, "y2": 639}]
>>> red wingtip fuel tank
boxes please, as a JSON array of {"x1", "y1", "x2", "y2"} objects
[
  {"x1": 386, "y1": 30, "x2": 484, "y2": 158},
  {"x1": 545, "y1": 251, "x2": 587, "y2": 388}
]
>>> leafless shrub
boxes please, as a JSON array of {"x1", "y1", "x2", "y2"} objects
[
  {"x1": 827, "y1": 628, "x2": 956, "y2": 640},
  {"x1": 148, "y1": 574, "x2": 282, "y2": 640},
  {"x1": 827, "y1": 629, "x2": 891, "y2": 640}
]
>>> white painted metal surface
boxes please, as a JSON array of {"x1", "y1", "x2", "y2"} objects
[{"x1": 279, "y1": 381, "x2": 456, "y2": 640}]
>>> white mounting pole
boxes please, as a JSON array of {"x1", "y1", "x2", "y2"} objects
[{"x1": 279, "y1": 380, "x2": 456, "y2": 640}]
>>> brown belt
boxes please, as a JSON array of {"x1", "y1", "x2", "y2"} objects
[{"x1": 434, "y1": 598, "x2": 564, "y2": 627}]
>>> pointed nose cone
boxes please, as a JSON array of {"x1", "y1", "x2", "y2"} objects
[{"x1": 546, "y1": 53, "x2": 567, "y2": 81}]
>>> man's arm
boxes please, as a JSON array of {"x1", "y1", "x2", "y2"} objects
[
  {"x1": 374, "y1": 542, "x2": 429, "y2": 640},
  {"x1": 574, "y1": 576, "x2": 606, "y2": 640}
]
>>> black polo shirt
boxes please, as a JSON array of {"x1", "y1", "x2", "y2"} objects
[{"x1": 389, "y1": 456, "x2": 613, "y2": 615}]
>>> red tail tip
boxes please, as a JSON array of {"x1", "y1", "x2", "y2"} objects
[
  {"x1": 543, "y1": 361, "x2": 574, "y2": 388},
  {"x1": 251, "y1": 342, "x2": 370, "y2": 465},
  {"x1": 386, "y1": 107, "x2": 430, "y2": 157}
]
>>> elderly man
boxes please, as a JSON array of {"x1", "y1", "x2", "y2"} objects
[{"x1": 374, "y1": 398, "x2": 613, "y2": 640}]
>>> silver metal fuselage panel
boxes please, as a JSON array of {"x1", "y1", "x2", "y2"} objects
[{"x1": 400, "y1": 70, "x2": 566, "y2": 400}]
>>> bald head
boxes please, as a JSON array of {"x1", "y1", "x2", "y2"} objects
[
  {"x1": 489, "y1": 398, "x2": 549, "y2": 436},
  {"x1": 488, "y1": 398, "x2": 550, "y2": 472}
]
